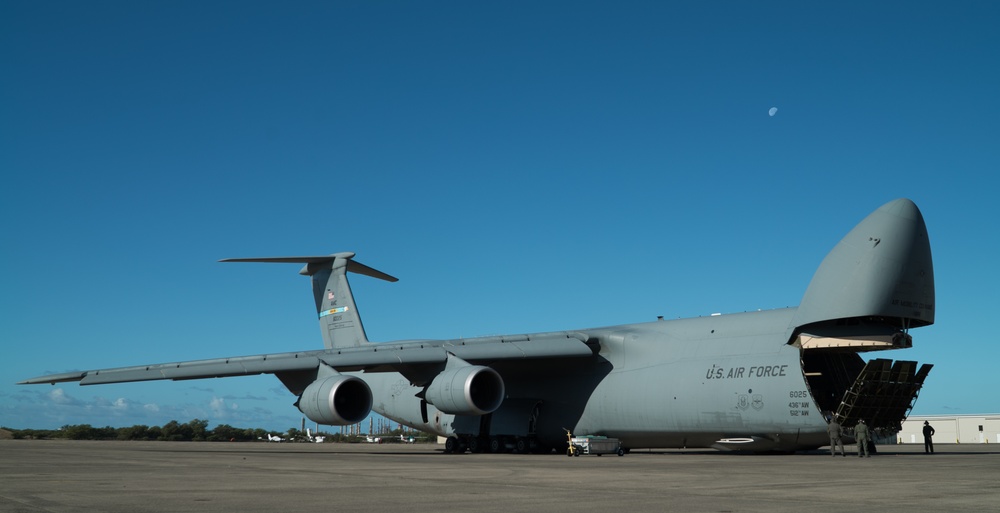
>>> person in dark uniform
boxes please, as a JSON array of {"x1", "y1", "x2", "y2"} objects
[
  {"x1": 855, "y1": 419, "x2": 870, "y2": 457},
  {"x1": 827, "y1": 415, "x2": 846, "y2": 457},
  {"x1": 922, "y1": 421, "x2": 936, "y2": 454}
]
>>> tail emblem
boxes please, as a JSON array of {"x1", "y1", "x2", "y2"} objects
[{"x1": 320, "y1": 307, "x2": 350, "y2": 318}]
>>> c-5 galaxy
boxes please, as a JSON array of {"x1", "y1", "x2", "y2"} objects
[{"x1": 21, "y1": 199, "x2": 934, "y2": 453}]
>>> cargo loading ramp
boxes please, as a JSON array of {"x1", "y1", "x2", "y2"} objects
[{"x1": 834, "y1": 358, "x2": 932, "y2": 432}]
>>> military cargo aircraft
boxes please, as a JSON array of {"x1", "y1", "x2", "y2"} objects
[{"x1": 20, "y1": 199, "x2": 934, "y2": 453}]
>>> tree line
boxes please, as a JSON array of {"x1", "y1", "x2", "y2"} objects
[{"x1": 2, "y1": 419, "x2": 434, "y2": 443}]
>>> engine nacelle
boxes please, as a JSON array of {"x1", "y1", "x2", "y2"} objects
[
  {"x1": 425, "y1": 365, "x2": 505, "y2": 415},
  {"x1": 298, "y1": 374, "x2": 372, "y2": 425}
]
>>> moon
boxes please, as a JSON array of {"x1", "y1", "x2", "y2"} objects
[{"x1": 768, "y1": 107, "x2": 778, "y2": 117}]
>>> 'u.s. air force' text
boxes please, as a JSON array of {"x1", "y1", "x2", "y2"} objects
[{"x1": 705, "y1": 364, "x2": 788, "y2": 380}]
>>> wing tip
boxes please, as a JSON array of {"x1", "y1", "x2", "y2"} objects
[{"x1": 17, "y1": 371, "x2": 87, "y2": 385}]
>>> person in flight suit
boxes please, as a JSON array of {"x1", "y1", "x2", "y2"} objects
[
  {"x1": 855, "y1": 419, "x2": 871, "y2": 458},
  {"x1": 827, "y1": 415, "x2": 846, "y2": 457}
]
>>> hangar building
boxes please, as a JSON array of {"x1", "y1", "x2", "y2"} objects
[{"x1": 898, "y1": 414, "x2": 1000, "y2": 444}]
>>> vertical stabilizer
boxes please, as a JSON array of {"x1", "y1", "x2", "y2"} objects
[
  {"x1": 791, "y1": 198, "x2": 935, "y2": 331},
  {"x1": 220, "y1": 252, "x2": 398, "y2": 349}
]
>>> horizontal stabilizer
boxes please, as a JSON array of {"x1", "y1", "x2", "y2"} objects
[
  {"x1": 221, "y1": 252, "x2": 394, "y2": 348},
  {"x1": 220, "y1": 252, "x2": 398, "y2": 282}
]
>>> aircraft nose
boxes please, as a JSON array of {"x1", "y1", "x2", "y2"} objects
[
  {"x1": 877, "y1": 198, "x2": 922, "y2": 222},
  {"x1": 791, "y1": 197, "x2": 934, "y2": 329}
]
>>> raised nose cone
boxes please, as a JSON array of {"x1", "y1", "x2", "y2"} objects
[
  {"x1": 792, "y1": 198, "x2": 935, "y2": 330},
  {"x1": 879, "y1": 197, "x2": 923, "y2": 221}
]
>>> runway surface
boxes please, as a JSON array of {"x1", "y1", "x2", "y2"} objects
[{"x1": 2, "y1": 440, "x2": 997, "y2": 512}]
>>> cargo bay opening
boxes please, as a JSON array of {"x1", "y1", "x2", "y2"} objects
[{"x1": 794, "y1": 321, "x2": 932, "y2": 435}]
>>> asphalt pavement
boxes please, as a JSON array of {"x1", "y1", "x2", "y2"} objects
[{"x1": 2, "y1": 440, "x2": 997, "y2": 512}]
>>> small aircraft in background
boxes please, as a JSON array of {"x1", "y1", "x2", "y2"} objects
[
  {"x1": 365, "y1": 435, "x2": 381, "y2": 443},
  {"x1": 305, "y1": 429, "x2": 325, "y2": 443},
  {"x1": 265, "y1": 433, "x2": 285, "y2": 442}
]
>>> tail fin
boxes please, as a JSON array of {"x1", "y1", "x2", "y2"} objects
[
  {"x1": 221, "y1": 252, "x2": 398, "y2": 348},
  {"x1": 791, "y1": 198, "x2": 935, "y2": 331}
]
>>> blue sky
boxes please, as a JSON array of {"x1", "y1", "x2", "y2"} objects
[{"x1": 2, "y1": 2, "x2": 998, "y2": 432}]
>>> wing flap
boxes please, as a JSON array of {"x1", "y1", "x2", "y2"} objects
[
  {"x1": 320, "y1": 346, "x2": 448, "y2": 369},
  {"x1": 81, "y1": 354, "x2": 322, "y2": 384},
  {"x1": 446, "y1": 336, "x2": 595, "y2": 361},
  {"x1": 318, "y1": 334, "x2": 595, "y2": 369},
  {"x1": 20, "y1": 354, "x2": 323, "y2": 386}
]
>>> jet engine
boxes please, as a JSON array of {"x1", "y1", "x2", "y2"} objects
[
  {"x1": 297, "y1": 374, "x2": 372, "y2": 425},
  {"x1": 425, "y1": 365, "x2": 505, "y2": 415}
]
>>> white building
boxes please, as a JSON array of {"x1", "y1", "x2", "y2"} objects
[{"x1": 898, "y1": 414, "x2": 1000, "y2": 444}]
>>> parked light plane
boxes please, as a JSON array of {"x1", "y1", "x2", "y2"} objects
[
  {"x1": 305, "y1": 429, "x2": 325, "y2": 443},
  {"x1": 20, "y1": 199, "x2": 934, "y2": 453}
]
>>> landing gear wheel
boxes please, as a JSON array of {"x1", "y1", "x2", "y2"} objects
[
  {"x1": 515, "y1": 438, "x2": 528, "y2": 454},
  {"x1": 617, "y1": 448, "x2": 625, "y2": 456},
  {"x1": 489, "y1": 436, "x2": 503, "y2": 453},
  {"x1": 444, "y1": 436, "x2": 459, "y2": 454},
  {"x1": 468, "y1": 437, "x2": 484, "y2": 453}
]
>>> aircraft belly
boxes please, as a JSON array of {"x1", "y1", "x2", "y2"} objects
[
  {"x1": 361, "y1": 372, "x2": 455, "y2": 437},
  {"x1": 575, "y1": 341, "x2": 826, "y2": 449}
]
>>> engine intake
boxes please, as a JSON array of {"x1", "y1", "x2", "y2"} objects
[
  {"x1": 425, "y1": 365, "x2": 505, "y2": 415},
  {"x1": 298, "y1": 374, "x2": 372, "y2": 425}
]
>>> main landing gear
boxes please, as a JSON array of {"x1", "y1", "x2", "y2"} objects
[{"x1": 443, "y1": 435, "x2": 543, "y2": 454}]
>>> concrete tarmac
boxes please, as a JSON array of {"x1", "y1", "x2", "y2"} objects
[{"x1": 2, "y1": 440, "x2": 998, "y2": 513}]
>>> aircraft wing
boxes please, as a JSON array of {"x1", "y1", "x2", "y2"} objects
[
  {"x1": 18, "y1": 352, "x2": 325, "y2": 385},
  {"x1": 18, "y1": 332, "x2": 596, "y2": 386}
]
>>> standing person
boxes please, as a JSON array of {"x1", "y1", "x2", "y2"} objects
[
  {"x1": 827, "y1": 415, "x2": 846, "y2": 457},
  {"x1": 923, "y1": 421, "x2": 936, "y2": 454},
  {"x1": 855, "y1": 419, "x2": 870, "y2": 458}
]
